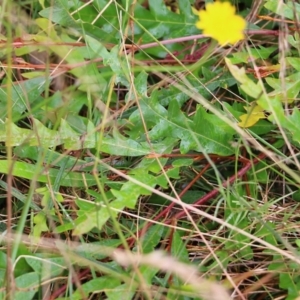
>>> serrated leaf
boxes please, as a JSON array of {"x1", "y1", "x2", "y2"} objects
[
  {"x1": 73, "y1": 200, "x2": 123, "y2": 235},
  {"x1": 1, "y1": 118, "x2": 175, "y2": 156},
  {"x1": 193, "y1": 105, "x2": 235, "y2": 154},
  {"x1": 85, "y1": 36, "x2": 129, "y2": 86},
  {"x1": 0, "y1": 77, "x2": 46, "y2": 119},
  {"x1": 129, "y1": 96, "x2": 234, "y2": 155},
  {"x1": 133, "y1": 0, "x2": 198, "y2": 46},
  {"x1": 111, "y1": 171, "x2": 156, "y2": 209}
]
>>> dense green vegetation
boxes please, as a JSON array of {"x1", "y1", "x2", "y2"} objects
[{"x1": 1, "y1": 0, "x2": 300, "y2": 299}]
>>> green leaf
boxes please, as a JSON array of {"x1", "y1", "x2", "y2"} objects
[
  {"x1": 133, "y1": 0, "x2": 198, "y2": 47},
  {"x1": 266, "y1": 72, "x2": 300, "y2": 102},
  {"x1": 171, "y1": 231, "x2": 189, "y2": 263},
  {"x1": 70, "y1": 277, "x2": 121, "y2": 300},
  {"x1": 255, "y1": 222, "x2": 277, "y2": 246},
  {"x1": 229, "y1": 46, "x2": 278, "y2": 64},
  {"x1": 285, "y1": 107, "x2": 300, "y2": 143},
  {"x1": 142, "y1": 225, "x2": 167, "y2": 253},
  {"x1": 73, "y1": 204, "x2": 118, "y2": 235},
  {"x1": 105, "y1": 283, "x2": 135, "y2": 300},
  {"x1": 25, "y1": 256, "x2": 66, "y2": 277},
  {"x1": 0, "y1": 160, "x2": 97, "y2": 187},
  {"x1": 225, "y1": 58, "x2": 262, "y2": 98},
  {"x1": 287, "y1": 57, "x2": 300, "y2": 71},
  {"x1": 0, "y1": 252, "x2": 7, "y2": 287},
  {"x1": 32, "y1": 212, "x2": 49, "y2": 239},
  {"x1": 193, "y1": 105, "x2": 236, "y2": 154},
  {"x1": 38, "y1": 0, "x2": 81, "y2": 27},
  {"x1": 264, "y1": 0, "x2": 300, "y2": 20},
  {"x1": 0, "y1": 118, "x2": 175, "y2": 156},
  {"x1": 85, "y1": 36, "x2": 130, "y2": 87},
  {"x1": 15, "y1": 272, "x2": 40, "y2": 300},
  {"x1": 279, "y1": 273, "x2": 297, "y2": 291},
  {"x1": 0, "y1": 77, "x2": 46, "y2": 120},
  {"x1": 129, "y1": 95, "x2": 234, "y2": 155},
  {"x1": 225, "y1": 218, "x2": 253, "y2": 260}
]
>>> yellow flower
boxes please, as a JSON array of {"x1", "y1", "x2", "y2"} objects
[{"x1": 196, "y1": 1, "x2": 246, "y2": 46}]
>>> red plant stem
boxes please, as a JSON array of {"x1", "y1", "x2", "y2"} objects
[
  {"x1": 127, "y1": 153, "x2": 267, "y2": 248},
  {"x1": 48, "y1": 268, "x2": 90, "y2": 300},
  {"x1": 168, "y1": 152, "x2": 267, "y2": 222},
  {"x1": 153, "y1": 163, "x2": 212, "y2": 221},
  {"x1": 137, "y1": 30, "x2": 279, "y2": 51}
]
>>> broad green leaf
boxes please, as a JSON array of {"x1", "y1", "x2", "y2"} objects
[
  {"x1": 39, "y1": 0, "x2": 77, "y2": 26},
  {"x1": 138, "y1": 265, "x2": 159, "y2": 285},
  {"x1": 178, "y1": 0, "x2": 198, "y2": 22},
  {"x1": 73, "y1": 142, "x2": 174, "y2": 235},
  {"x1": 132, "y1": 0, "x2": 198, "y2": 50},
  {"x1": 287, "y1": 57, "x2": 300, "y2": 71},
  {"x1": 193, "y1": 105, "x2": 235, "y2": 154},
  {"x1": 229, "y1": 46, "x2": 278, "y2": 64},
  {"x1": 279, "y1": 273, "x2": 298, "y2": 292},
  {"x1": 258, "y1": 95, "x2": 300, "y2": 142},
  {"x1": 141, "y1": 225, "x2": 167, "y2": 253},
  {"x1": 70, "y1": 277, "x2": 121, "y2": 300},
  {"x1": 225, "y1": 218, "x2": 253, "y2": 260},
  {"x1": 14, "y1": 146, "x2": 90, "y2": 170},
  {"x1": 25, "y1": 256, "x2": 66, "y2": 277},
  {"x1": 105, "y1": 283, "x2": 135, "y2": 300},
  {"x1": 85, "y1": 36, "x2": 130, "y2": 87},
  {"x1": 288, "y1": 33, "x2": 300, "y2": 49},
  {"x1": 266, "y1": 72, "x2": 300, "y2": 103},
  {"x1": 264, "y1": 0, "x2": 300, "y2": 20},
  {"x1": 14, "y1": 272, "x2": 40, "y2": 300},
  {"x1": 129, "y1": 95, "x2": 235, "y2": 155},
  {"x1": 171, "y1": 231, "x2": 189, "y2": 263},
  {"x1": 0, "y1": 118, "x2": 175, "y2": 155},
  {"x1": 0, "y1": 160, "x2": 97, "y2": 187},
  {"x1": 73, "y1": 201, "x2": 121, "y2": 235},
  {"x1": 255, "y1": 222, "x2": 277, "y2": 246},
  {"x1": 285, "y1": 107, "x2": 300, "y2": 143},
  {"x1": 34, "y1": 18, "x2": 109, "y2": 93},
  {"x1": 0, "y1": 77, "x2": 46, "y2": 120}
]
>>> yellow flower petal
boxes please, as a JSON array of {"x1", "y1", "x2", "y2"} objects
[{"x1": 196, "y1": 1, "x2": 246, "y2": 46}]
